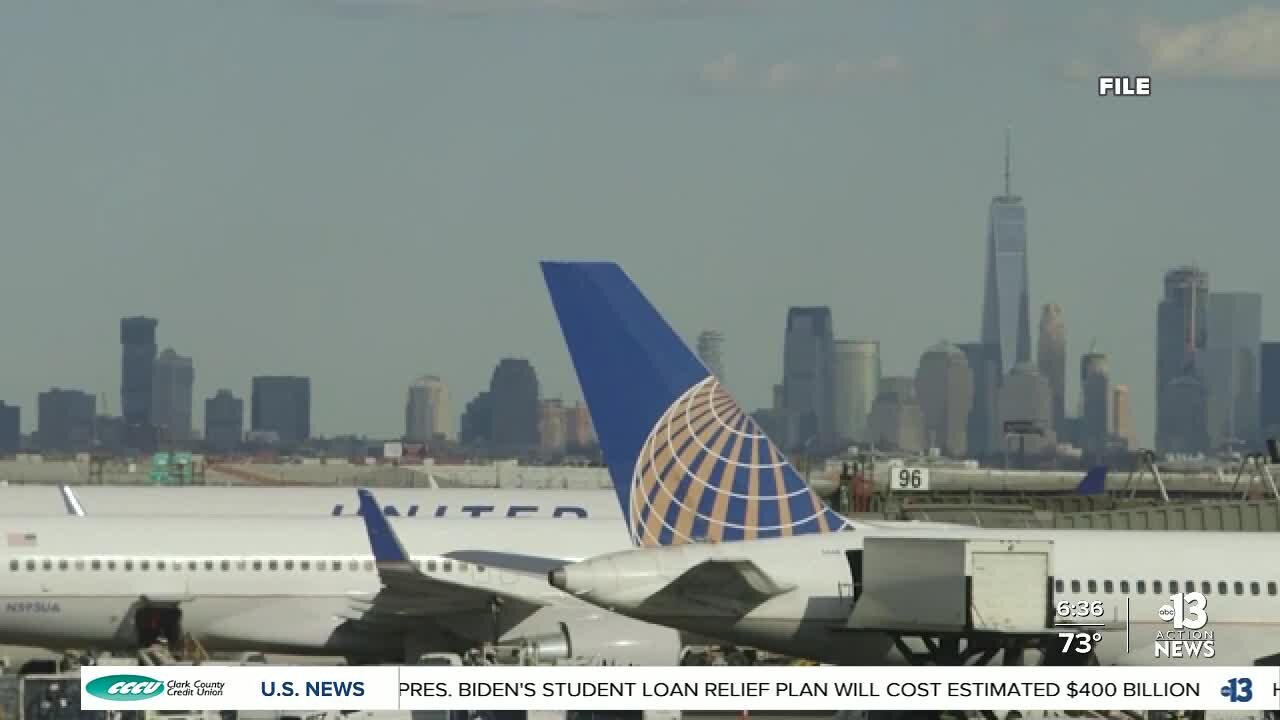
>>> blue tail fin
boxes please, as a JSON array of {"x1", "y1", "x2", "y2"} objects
[
  {"x1": 541, "y1": 261, "x2": 849, "y2": 548},
  {"x1": 1075, "y1": 466, "x2": 1107, "y2": 496}
]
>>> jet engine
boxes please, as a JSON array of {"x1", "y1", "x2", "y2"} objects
[{"x1": 501, "y1": 608, "x2": 682, "y2": 666}]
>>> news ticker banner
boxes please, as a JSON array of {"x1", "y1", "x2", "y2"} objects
[{"x1": 79, "y1": 666, "x2": 1280, "y2": 712}]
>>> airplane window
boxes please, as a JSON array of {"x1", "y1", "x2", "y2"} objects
[
  {"x1": 124, "y1": 560, "x2": 133, "y2": 572},
  {"x1": 25, "y1": 560, "x2": 35, "y2": 571},
  {"x1": 221, "y1": 560, "x2": 231, "y2": 571},
  {"x1": 477, "y1": 566, "x2": 486, "y2": 573},
  {"x1": 75, "y1": 559, "x2": 84, "y2": 571},
  {"x1": 269, "y1": 560, "x2": 279, "y2": 571},
  {"x1": 300, "y1": 560, "x2": 310, "y2": 571},
  {"x1": 1234, "y1": 582, "x2": 1244, "y2": 595},
  {"x1": 331, "y1": 560, "x2": 342, "y2": 571},
  {"x1": 140, "y1": 560, "x2": 150, "y2": 571},
  {"x1": 348, "y1": 560, "x2": 358, "y2": 572},
  {"x1": 1251, "y1": 582, "x2": 1260, "y2": 595},
  {"x1": 1217, "y1": 582, "x2": 1227, "y2": 595},
  {"x1": 284, "y1": 560, "x2": 294, "y2": 571},
  {"x1": 204, "y1": 560, "x2": 214, "y2": 571},
  {"x1": 1269, "y1": 582, "x2": 1278, "y2": 596},
  {"x1": 1103, "y1": 580, "x2": 1113, "y2": 593},
  {"x1": 58, "y1": 559, "x2": 68, "y2": 571},
  {"x1": 1136, "y1": 581, "x2": 1145, "y2": 594},
  {"x1": 90, "y1": 560, "x2": 100, "y2": 571},
  {"x1": 107, "y1": 561, "x2": 116, "y2": 571},
  {"x1": 8, "y1": 560, "x2": 16, "y2": 571},
  {"x1": 188, "y1": 560, "x2": 198, "y2": 571},
  {"x1": 316, "y1": 561, "x2": 326, "y2": 572},
  {"x1": 157, "y1": 560, "x2": 166, "y2": 570},
  {"x1": 443, "y1": 561, "x2": 453, "y2": 573},
  {"x1": 1054, "y1": 580, "x2": 1064, "y2": 593},
  {"x1": 1186, "y1": 581, "x2": 1194, "y2": 593},
  {"x1": 363, "y1": 560, "x2": 374, "y2": 572},
  {"x1": 1201, "y1": 582, "x2": 1211, "y2": 595},
  {"x1": 1070, "y1": 580, "x2": 1080, "y2": 593},
  {"x1": 1087, "y1": 580, "x2": 1097, "y2": 593},
  {"x1": 237, "y1": 560, "x2": 247, "y2": 571},
  {"x1": 1153, "y1": 581, "x2": 1162, "y2": 594},
  {"x1": 428, "y1": 560, "x2": 438, "y2": 572},
  {"x1": 253, "y1": 560, "x2": 262, "y2": 571},
  {"x1": 41, "y1": 559, "x2": 51, "y2": 571},
  {"x1": 1119, "y1": 581, "x2": 1129, "y2": 594}
]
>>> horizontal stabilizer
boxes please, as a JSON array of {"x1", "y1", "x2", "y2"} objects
[{"x1": 639, "y1": 558, "x2": 795, "y2": 618}]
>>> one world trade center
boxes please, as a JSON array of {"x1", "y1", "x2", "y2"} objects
[{"x1": 980, "y1": 128, "x2": 1031, "y2": 379}]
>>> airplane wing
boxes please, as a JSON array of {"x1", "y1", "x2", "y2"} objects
[
  {"x1": 357, "y1": 488, "x2": 545, "y2": 622},
  {"x1": 443, "y1": 550, "x2": 568, "y2": 575},
  {"x1": 636, "y1": 558, "x2": 795, "y2": 618}
]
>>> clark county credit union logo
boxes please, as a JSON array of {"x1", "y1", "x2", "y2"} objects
[{"x1": 85, "y1": 675, "x2": 166, "y2": 701}]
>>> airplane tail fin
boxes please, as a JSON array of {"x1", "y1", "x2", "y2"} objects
[
  {"x1": 59, "y1": 485, "x2": 86, "y2": 517},
  {"x1": 1075, "y1": 466, "x2": 1108, "y2": 496},
  {"x1": 540, "y1": 261, "x2": 849, "y2": 548}
]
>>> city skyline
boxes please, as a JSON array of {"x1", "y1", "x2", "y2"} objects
[{"x1": 2, "y1": 2, "x2": 1279, "y2": 444}]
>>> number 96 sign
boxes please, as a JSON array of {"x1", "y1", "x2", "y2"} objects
[{"x1": 891, "y1": 467, "x2": 930, "y2": 491}]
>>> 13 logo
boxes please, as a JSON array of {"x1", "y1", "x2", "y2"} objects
[{"x1": 1158, "y1": 592, "x2": 1207, "y2": 629}]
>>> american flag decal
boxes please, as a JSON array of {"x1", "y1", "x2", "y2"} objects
[{"x1": 6, "y1": 532, "x2": 36, "y2": 547}]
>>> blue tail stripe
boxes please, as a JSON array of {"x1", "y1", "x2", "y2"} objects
[{"x1": 724, "y1": 444, "x2": 753, "y2": 532}]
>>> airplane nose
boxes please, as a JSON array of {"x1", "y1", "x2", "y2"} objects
[{"x1": 548, "y1": 566, "x2": 567, "y2": 591}]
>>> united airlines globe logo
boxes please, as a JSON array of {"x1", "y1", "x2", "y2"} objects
[{"x1": 629, "y1": 376, "x2": 842, "y2": 547}]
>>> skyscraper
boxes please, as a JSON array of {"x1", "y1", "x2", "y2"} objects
[
  {"x1": 1037, "y1": 304, "x2": 1066, "y2": 432},
  {"x1": 958, "y1": 342, "x2": 1001, "y2": 458},
  {"x1": 833, "y1": 339, "x2": 880, "y2": 445},
  {"x1": 1261, "y1": 342, "x2": 1280, "y2": 439},
  {"x1": 538, "y1": 398, "x2": 569, "y2": 454},
  {"x1": 0, "y1": 402, "x2": 19, "y2": 455},
  {"x1": 696, "y1": 330, "x2": 726, "y2": 381},
  {"x1": 37, "y1": 388, "x2": 95, "y2": 453},
  {"x1": 1112, "y1": 384, "x2": 1135, "y2": 450},
  {"x1": 866, "y1": 377, "x2": 924, "y2": 454},
  {"x1": 1080, "y1": 352, "x2": 1112, "y2": 457},
  {"x1": 781, "y1": 306, "x2": 836, "y2": 451},
  {"x1": 1156, "y1": 266, "x2": 1209, "y2": 453},
  {"x1": 488, "y1": 358, "x2": 540, "y2": 452},
  {"x1": 914, "y1": 341, "x2": 973, "y2": 457},
  {"x1": 250, "y1": 376, "x2": 311, "y2": 448},
  {"x1": 204, "y1": 389, "x2": 244, "y2": 454},
  {"x1": 1204, "y1": 292, "x2": 1262, "y2": 449},
  {"x1": 405, "y1": 375, "x2": 453, "y2": 443},
  {"x1": 997, "y1": 362, "x2": 1055, "y2": 456},
  {"x1": 566, "y1": 401, "x2": 595, "y2": 450},
  {"x1": 120, "y1": 316, "x2": 158, "y2": 451},
  {"x1": 980, "y1": 129, "x2": 1031, "y2": 378},
  {"x1": 460, "y1": 391, "x2": 493, "y2": 447},
  {"x1": 151, "y1": 348, "x2": 194, "y2": 448},
  {"x1": 1161, "y1": 375, "x2": 1209, "y2": 455}
]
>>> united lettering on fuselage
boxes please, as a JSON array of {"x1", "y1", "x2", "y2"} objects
[
  {"x1": 329, "y1": 503, "x2": 589, "y2": 519},
  {"x1": 5, "y1": 601, "x2": 61, "y2": 613}
]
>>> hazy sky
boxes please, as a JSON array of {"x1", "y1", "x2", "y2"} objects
[{"x1": 2, "y1": 0, "x2": 1279, "y2": 444}]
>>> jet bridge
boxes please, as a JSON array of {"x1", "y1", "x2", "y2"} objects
[{"x1": 844, "y1": 536, "x2": 1103, "y2": 665}]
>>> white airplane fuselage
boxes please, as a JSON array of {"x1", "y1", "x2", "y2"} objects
[
  {"x1": 0, "y1": 486, "x2": 621, "y2": 519},
  {"x1": 0, "y1": 515, "x2": 653, "y2": 661},
  {"x1": 563, "y1": 522, "x2": 1280, "y2": 667}
]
